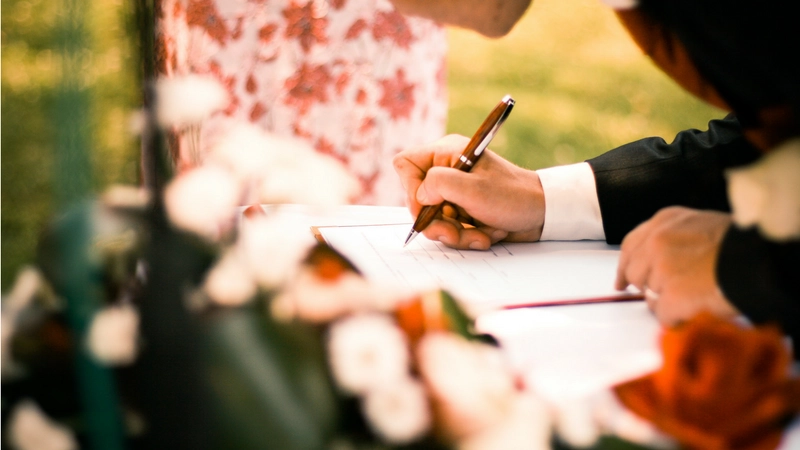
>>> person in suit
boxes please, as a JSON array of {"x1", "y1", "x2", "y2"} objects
[{"x1": 392, "y1": 0, "x2": 800, "y2": 349}]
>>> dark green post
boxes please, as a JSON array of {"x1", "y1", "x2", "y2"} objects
[{"x1": 54, "y1": 0, "x2": 125, "y2": 447}]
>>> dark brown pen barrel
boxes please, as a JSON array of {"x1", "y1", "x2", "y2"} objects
[
  {"x1": 457, "y1": 99, "x2": 511, "y2": 167},
  {"x1": 412, "y1": 203, "x2": 443, "y2": 232},
  {"x1": 408, "y1": 95, "x2": 513, "y2": 238}
]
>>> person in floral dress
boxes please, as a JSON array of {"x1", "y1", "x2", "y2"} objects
[{"x1": 156, "y1": 0, "x2": 532, "y2": 206}]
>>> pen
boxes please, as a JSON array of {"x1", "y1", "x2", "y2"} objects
[{"x1": 404, "y1": 94, "x2": 515, "y2": 246}]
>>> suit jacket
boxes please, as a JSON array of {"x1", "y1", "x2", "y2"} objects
[{"x1": 587, "y1": 0, "x2": 800, "y2": 352}]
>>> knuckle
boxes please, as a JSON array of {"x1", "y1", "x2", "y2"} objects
[
  {"x1": 647, "y1": 231, "x2": 669, "y2": 254},
  {"x1": 391, "y1": 153, "x2": 404, "y2": 169}
]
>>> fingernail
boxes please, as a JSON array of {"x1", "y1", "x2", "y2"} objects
[
  {"x1": 437, "y1": 236, "x2": 450, "y2": 245},
  {"x1": 469, "y1": 241, "x2": 484, "y2": 250},
  {"x1": 416, "y1": 188, "x2": 429, "y2": 203}
]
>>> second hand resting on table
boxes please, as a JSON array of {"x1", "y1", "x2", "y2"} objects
[{"x1": 392, "y1": 135, "x2": 741, "y2": 325}]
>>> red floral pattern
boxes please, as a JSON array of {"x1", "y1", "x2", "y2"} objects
[
  {"x1": 379, "y1": 69, "x2": 415, "y2": 120},
  {"x1": 282, "y1": 1, "x2": 328, "y2": 53},
  {"x1": 156, "y1": 0, "x2": 448, "y2": 205},
  {"x1": 372, "y1": 10, "x2": 413, "y2": 49},
  {"x1": 186, "y1": 0, "x2": 228, "y2": 44},
  {"x1": 284, "y1": 63, "x2": 333, "y2": 114}
]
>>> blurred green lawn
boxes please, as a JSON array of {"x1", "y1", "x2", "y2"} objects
[
  {"x1": 1, "y1": 0, "x2": 725, "y2": 288},
  {"x1": 445, "y1": 0, "x2": 724, "y2": 170}
]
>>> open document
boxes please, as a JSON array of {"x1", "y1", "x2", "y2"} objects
[{"x1": 317, "y1": 223, "x2": 641, "y2": 315}]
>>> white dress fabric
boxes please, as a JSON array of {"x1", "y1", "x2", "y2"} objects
[{"x1": 156, "y1": 0, "x2": 449, "y2": 205}]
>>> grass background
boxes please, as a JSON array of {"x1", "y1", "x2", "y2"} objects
[
  {"x1": 446, "y1": 0, "x2": 724, "y2": 169},
  {"x1": 1, "y1": 0, "x2": 725, "y2": 288}
]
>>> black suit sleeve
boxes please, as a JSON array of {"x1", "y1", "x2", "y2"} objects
[
  {"x1": 587, "y1": 114, "x2": 760, "y2": 244},
  {"x1": 587, "y1": 114, "x2": 800, "y2": 354},
  {"x1": 717, "y1": 227, "x2": 800, "y2": 351}
]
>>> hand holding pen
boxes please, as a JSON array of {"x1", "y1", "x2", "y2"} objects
[{"x1": 403, "y1": 95, "x2": 516, "y2": 246}]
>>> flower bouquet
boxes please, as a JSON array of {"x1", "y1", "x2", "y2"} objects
[{"x1": 4, "y1": 74, "x2": 800, "y2": 450}]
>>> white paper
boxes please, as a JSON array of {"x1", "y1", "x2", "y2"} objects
[
  {"x1": 318, "y1": 223, "x2": 638, "y2": 315},
  {"x1": 476, "y1": 302, "x2": 662, "y2": 401}
]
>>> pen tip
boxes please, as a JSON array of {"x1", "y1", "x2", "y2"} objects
[{"x1": 404, "y1": 230, "x2": 418, "y2": 247}]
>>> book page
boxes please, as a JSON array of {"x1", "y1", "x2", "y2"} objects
[{"x1": 318, "y1": 223, "x2": 640, "y2": 314}]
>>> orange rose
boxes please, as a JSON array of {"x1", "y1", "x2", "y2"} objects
[
  {"x1": 303, "y1": 242, "x2": 360, "y2": 282},
  {"x1": 394, "y1": 291, "x2": 452, "y2": 346},
  {"x1": 614, "y1": 313, "x2": 800, "y2": 450}
]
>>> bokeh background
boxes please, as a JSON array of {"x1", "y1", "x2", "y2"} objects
[{"x1": 1, "y1": 0, "x2": 724, "y2": 288}]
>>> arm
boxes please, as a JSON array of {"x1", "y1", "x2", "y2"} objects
[
  {"x1": 588, "y1": 114, "x2": 762, "y2": 244},
  {"x1": 600, "y1": 117, "x2": 800, "y2": 352},
  {"x1": 718, "y1": 226, "x2": 800, "y2": 354},
  {"x1": 390, "y1": 0, "x2": 532, "y2": 38}
]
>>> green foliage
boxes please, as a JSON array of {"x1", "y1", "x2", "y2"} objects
[
  {"x1": 203, "y1": 305, "x2": 339, "y2": 449},
  {"x1": 2, "y1": 0, "x2": 141, "y2": 288},
  {"x1": 445, "y1": 0, "x2": 725, "y2": 171}
]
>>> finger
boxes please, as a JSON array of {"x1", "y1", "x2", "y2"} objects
[
  {"x1": 393, "y1": 135, "x2": 471, "y2": 215},
  {"x1": 644, "y1": 290, "x2": 659, "y2": 313},
  {"x1": 442, "y1": 202, "x2": 460, "y2": 220},
  {"x1": 615, "y1": 220, "x2": 655, "y2": 290},
  {"x1": 650, "y1": 286, "x2": 690, "y2": 327},
  {"x1": 449, "y1": 227, "x2": 493, "y2": 250},
  {"x1": 420, "y1": 217, "x2": 464, "y2": 247},
  {"x1": 417, "y1": 166, "x2": 486, "y2": 209},
  {"x1": 619, "y1": 251, "x2": 653, "y2": 294},
  {"x1": 418, "y1": 216, "x2": 493, "y2": 250},
  {"x1": 393, "y1": 134, "x2": 471, "y2": 185},
  {"x1": 475, "y1": 225, "x2": 508, "y2": 244}
]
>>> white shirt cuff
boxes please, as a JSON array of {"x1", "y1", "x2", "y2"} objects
[{"x1": 537, "y1": 162, "x2": 606, "y2": 241}]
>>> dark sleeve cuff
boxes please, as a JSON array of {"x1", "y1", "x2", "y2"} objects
[{"x1": 717, "y1": 225, "x2": 800, "y2": 354}]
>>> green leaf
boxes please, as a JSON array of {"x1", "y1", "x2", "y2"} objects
[{"x1": 439, "y1": 290, "x2": 497, "y2": 345}]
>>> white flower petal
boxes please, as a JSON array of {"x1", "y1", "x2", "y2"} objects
[
  {"x1": 3, "y1": 266, "x2": 43, "y2": 311},
  {"x1": 87, "y1": 304, "x2": 140, "y2": 366},
  {"x1": 458, "y1": 392, "x2": 551, "y2": 450},
  {"x1": 758, "y1": 141, "x2": 800, "y2": 240},
  {"x1": 101, "y1": 184, "x2": 150, "y2": 210},
  {"x1": 362, "y1": 377, "x2": 432, "y2": 444},
  {"x1": 204, "y1": 250, "x2": 258, "y2": 306},
  {"x1": 273, "y1": 266, "x2": 410, "y2": 323},
  {"x1": 8, "y1": 401, "x2": 78, "y2": 450},
  {"x1": 553, "y1": 397, "x2": 601, "y2": 448},
  {"x1": 273, "y1": 269, "x2": 358, "y2": 323},
  {"x1": 155, "y1": 74, "x2": 228, "y2": 128},
  {"x1": 727, "y1": 166, "x2": 767, "y2": 227},
  {"x1": 164, "y1": 164, "x2": 241, "y2": 241},
  {"x1": 258, "y1": 147, "x2": 360, "y2": 206},
  {"x1": 238, "y1": 215, "x2": 316, "y2": 289},
  {"x1": 592, "y1": 389, "x2": 673, "y2": 448},
  {"x1": 417, "y1": 333, "x2": 517, "y2": 437},
  {"x1": 327, "y1": 313, "x2": 409, "y2": 395},
  {"x1": 727, "y1": 139, "x2": 800, "y2": 241},
  {"x1": 87, "y1": 305, "x2": 139, "y2": 365},
  {"x1": 209, "y1": 123, "x2": 274, "y2": 178}
]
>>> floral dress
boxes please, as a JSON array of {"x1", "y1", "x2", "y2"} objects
[{"x1": 156, "y1": 0, "x2": 449, "y2": 206}]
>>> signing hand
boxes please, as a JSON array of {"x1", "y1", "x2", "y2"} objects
[
  {"x1": 615, "y1": 206, "x2": 740, "y2": 326},
  {"x1": 392, "y1": 134, "x2": 545, "y2": 250}
]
